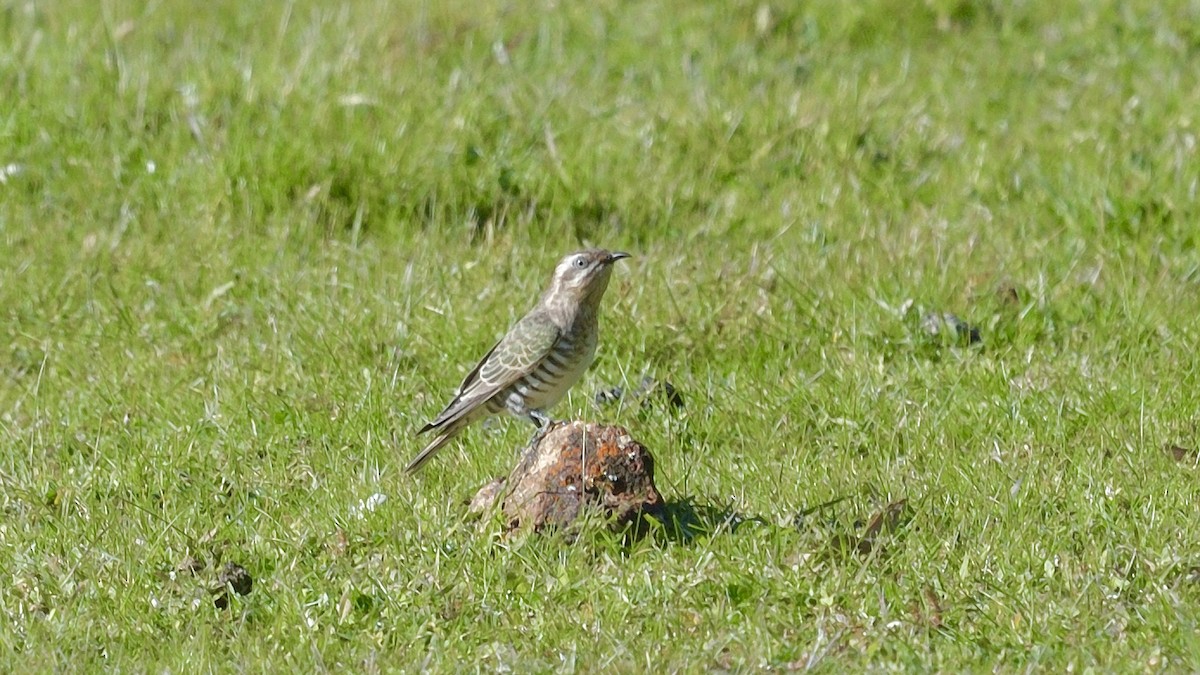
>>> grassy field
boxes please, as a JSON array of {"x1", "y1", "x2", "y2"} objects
[{"x1": 4, "y1": 0, "x2": 1200, "y2": 670}]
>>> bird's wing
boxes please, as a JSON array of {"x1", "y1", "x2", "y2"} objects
[
  {"x1": 419, "y1": 312, "x2": 560, "y2": 433},
  {"x1": 475, "y1": 314, "x2": 560, "y2": 389}
]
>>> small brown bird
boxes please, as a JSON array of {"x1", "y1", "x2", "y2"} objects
[{"x1": 406, "y1": 248, "x2": 630, "y2": 473}]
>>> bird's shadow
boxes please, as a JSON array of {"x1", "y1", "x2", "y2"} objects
[
  {"x1": 628, "y1": 495, "x2": 859, "y2": 547},
  {"x1": 634, "y1": 495, "x2": 771, "y2": 545}
]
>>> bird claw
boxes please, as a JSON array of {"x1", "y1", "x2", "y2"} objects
[
  {"x1": 528, "y1": 409, "x2": 553, "y2": 428},
  {"x1": 525, "y1": 424, "x2": 549, "y2": 451},
  {"x1": 519, "y1": 410, "x2": 555, "y2": 454}
]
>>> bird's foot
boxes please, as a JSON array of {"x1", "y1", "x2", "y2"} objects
[
  {"x1": 520, "y1": 410, "x2": 556, "y2": 454},
  {"x1": 528, "y1": 409, "x2": 554, "y2": 428}
]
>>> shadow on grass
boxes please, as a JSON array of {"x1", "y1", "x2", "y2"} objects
[
  {"x1": 635, "y1": 496, "x2": 772, "y2": 544},
  {"x1": 632, "y1": 495, "x2": 887, "y2": 550}
]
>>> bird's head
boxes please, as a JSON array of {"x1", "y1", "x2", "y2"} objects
[{"x1": 544, "y1": 248, "x2": 630, "y2": 312}]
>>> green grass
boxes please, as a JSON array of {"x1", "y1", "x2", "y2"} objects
[{"x1": 4, "y1": 0, "x2": 1200, "y2": 670}]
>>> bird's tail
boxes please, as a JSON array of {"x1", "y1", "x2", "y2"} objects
[{"x1": 405, "y1": 419, "x2": 467, "y2": 474}]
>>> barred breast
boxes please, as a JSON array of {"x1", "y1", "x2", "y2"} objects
[{"x1": 489, "y1": 320, "x2": 598, "y2": 418}]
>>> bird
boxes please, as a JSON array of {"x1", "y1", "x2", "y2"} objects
[{"x1": 405, "y1": 248, "x2": 630, "y2": 474}]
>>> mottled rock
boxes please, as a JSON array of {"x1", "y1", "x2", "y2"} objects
[
  {"x1": 475, "y1": 421, "x2": 662, "y2": 533},
  {"x1": 468, "y1": 477, "x2": 506, "y2": 515}
]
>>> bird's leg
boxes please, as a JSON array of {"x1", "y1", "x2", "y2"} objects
[
  {"x1": 514, "y1": 409, "x2": 555, "y2": 463},
  {"x1": 528, "y1": 409, "x2": 553, "y2": 428},
  {"x1": 524, "y1": 409, "x2": 554, "y2": 449},
  {"x1": 516, "y1": 410, "x2": 552, "y2": 461}
]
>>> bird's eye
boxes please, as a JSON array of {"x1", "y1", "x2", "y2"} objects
[{"x1": 573, "y1": 257, "x2": 587, "y2": 269}]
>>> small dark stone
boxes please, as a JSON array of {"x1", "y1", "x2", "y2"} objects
[
  {"x1": 855, "y1": 499, "x2": 910, "y2": 555},
  {"x1": 921, "y1": 311, "x2": 981, "y2": 345},
  {"x1": 218, "y1": 562, "x2": 253, "y2": 597},
  {"x1": 633, "y1": 377, "x2": 685, "y2": 411},
  {"x1": 996, "y1": 282, "x2": 1020, "y2": 306},
  {"x1": 594, "y1": 386, "x2": 624, "y2": 406},
  {"x1": 176, "y1": 554, "x2": 205, "y2": 576},
  {"x1": 1167, "y1": 444, "x2": 1198, "y2": 463},
  {"x1": 596, "y1": 377, "x2": 685, "y2": 411}
]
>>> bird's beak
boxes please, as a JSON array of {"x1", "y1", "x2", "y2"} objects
[{"x1": 608, "y1": 251, "x2": 631, "y2": 264}]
